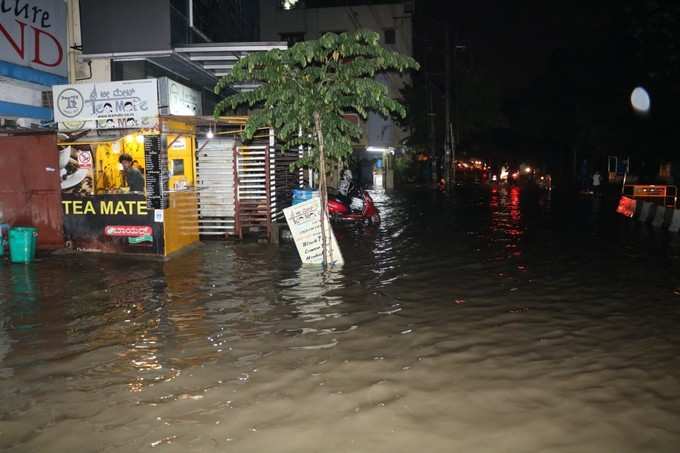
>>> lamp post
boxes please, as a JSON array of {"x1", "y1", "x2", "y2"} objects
[{"x1": 446, "y1": 32, "x2": 467, "y2": 189}]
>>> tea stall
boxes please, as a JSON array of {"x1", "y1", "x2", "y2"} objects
[{"x1": 53, "y1": 78, "x2": 200, "y2": 257}]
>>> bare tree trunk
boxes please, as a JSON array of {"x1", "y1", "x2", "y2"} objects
[{"x1": 313, "y1": 111, "x2": 330, "y2": 266}]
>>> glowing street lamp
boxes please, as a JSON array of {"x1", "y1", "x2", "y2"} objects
[
  {"x1": 631, "y1": 86, "x2": 650, "y2": 113},
  {"x1": 281, "y1": 0, "x2": 299, "y2": 10}
]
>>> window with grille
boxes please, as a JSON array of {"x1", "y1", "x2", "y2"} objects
[
  {"x1": 280, "y1": 32, "x2": 306, "y2": 46},
  {"x1": 384, "y1": 28, "x2": 395, "y2": 45}
]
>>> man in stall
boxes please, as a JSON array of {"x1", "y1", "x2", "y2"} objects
[{"x1": 119, "y1": 153, "x2": 145, "y2": 193}]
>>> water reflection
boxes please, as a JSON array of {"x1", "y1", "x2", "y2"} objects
[
  {"x1": 5, "y1": 265, "x2": 39, "y2": 328},
  {"x1": 489, "y1": 185, "x2": 524, "y2": 263}
]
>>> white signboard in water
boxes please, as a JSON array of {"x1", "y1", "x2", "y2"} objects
[{"x1": 283, "y1": 197, "x2": 344, "y2": 265}]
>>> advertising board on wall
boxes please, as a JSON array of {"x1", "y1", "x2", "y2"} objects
[
  {"x1": 59, "y1": 144, "x2": 95, "y2": 195},
  {"x1": 0, "y1": 0, "x2": 67, "y2": 77},
  {"x1": 53, "y1": 79, "x2": 159, "y2": 130},
  {"x1": 62, "y1": 193, "x2": 164, "y2": 254},
  {"x1": 158, "y1": 77, "x2": 202, "y2": 116}
]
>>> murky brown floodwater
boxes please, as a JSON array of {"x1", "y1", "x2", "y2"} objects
[{"x1": 1, "y1": 187, "x2": 680, "y2": 452}]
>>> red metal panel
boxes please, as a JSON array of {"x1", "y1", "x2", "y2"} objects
[{"x1": 0, "y1": 134, "x2": 64, "y2": 249}]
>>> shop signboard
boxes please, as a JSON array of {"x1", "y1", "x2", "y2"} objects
[
  {"x1": 62, "y1": 193, "x2": 164, "y2": 254},
  {"x1": 0, "y1": 0, "x2": 68, "y2": 77},
  {"x1": 53, "y1": 79, "x2": 159, "y2": 131},
  {"x1": 144, "y1": 135, "x2": 169, "y2": 209},
  {"x1": 158, "y1": 77, "x2": 202, "y2": 116},
  {"x1": 283, "y1": 197, "x2": 344, "y2": 265}
]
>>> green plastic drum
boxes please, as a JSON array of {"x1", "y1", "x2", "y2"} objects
[{"x1": 9, "y1": 227, "x2": 38, "y2": 263}]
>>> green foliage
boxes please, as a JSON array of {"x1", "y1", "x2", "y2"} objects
[
  {"x1": 214, "y1": 30, "x2": 419, "y2": 168},
  {"x1": 393, "y1": 150, "x2": 419, "y2": 184}
]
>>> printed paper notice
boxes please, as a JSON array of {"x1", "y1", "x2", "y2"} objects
[{"x1": 283, "y1": 198, "x2": 344, "y2": 265}]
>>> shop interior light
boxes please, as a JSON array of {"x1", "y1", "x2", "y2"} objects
[
  {"x1": 136, "y1": 134, "x2": 145, "y2": 144},
  {"x1": 206, "y1": 121, "x2": 216, "y2": 139}
]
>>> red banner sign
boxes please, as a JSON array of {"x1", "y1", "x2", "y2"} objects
[
  {"x1": 104, "y1": 225, "x2": 152, "y2": 237},
  {"x1": 616, "y1": 196, "x2": 636, "y2": 218}
]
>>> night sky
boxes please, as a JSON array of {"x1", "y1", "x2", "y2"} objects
[
  {"x1": 420, "y1": 1, "x2": 619, "y2": 96},
  {"x1": 414, "y1": 0, "x2": 679, "y2": 181}
]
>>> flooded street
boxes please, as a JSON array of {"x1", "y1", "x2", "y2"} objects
[{"x1": 2, "y1": 187, "x2": 680, "y2": 452}]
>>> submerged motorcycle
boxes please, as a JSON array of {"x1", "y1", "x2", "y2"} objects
[{"x1": 327, "y1": 188, "x2": 380, "y2": 225}]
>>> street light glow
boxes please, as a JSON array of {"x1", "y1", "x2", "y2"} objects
[
  {"x1": 282, "y1": 0, "x2": 299, "y2": 10},
  {"x1": 366, "y1": 146, "x2": 394, "y2": 154},
  {"x1": 631, "y1": 87, "x2": 650, "y2": 113}
]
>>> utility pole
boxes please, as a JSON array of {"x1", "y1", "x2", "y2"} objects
[
  {"x1": 453, "y1": 40, "x2": 460, "y2": 166},
  {"x1": 428, "y1": 73, "x2": 437, "y2": 183},
  {"x1": 452, "y1": 40, "x2": 466, "y2": 186},
  {"x1": 445, "y1": 29, "x2": 451, "y2": 187}
]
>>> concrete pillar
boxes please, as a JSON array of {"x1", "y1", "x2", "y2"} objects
[
  {"x1": 91, "y1": 59, "x2": 112, "y2": 82},
  {"x1": 270, "y1": 222, "x2": 280, "y2": 245},
  {"x1": 669, "y1": 209, "x2": 680, "y2": 233},
  {"x1": 652, "y1": 205, "x2": 667, "y2": 228},
  {"x1": 638, "y1": 201, "x2": 654, "y2": 223},
  {"x1": 385, "y1": 152, "x2": 394, "y2": 190}
]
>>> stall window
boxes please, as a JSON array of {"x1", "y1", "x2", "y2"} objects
[
  {"x1": 321, "y1": 30, "x2": 344, "y2": 37},
  {"x1": 92, "y1": 135, "x2": 147, "y2": 194},
  {"x1": 280, "y1": 32, "x2": 305, "y2": 46},
  {"x1": 172, "y1": 159, "x2": 185, "y2": 176},
  {"x1": 384, "y1": 28, "x2": 395, "y2": 45},
  {"x1": 167, "y1": 134, "x2": 195, "y2": 190}
]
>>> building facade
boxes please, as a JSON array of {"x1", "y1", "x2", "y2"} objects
[
  {"x1": 56, "y1": 1, "x2": 291, "y2": 246},
  {"x1": 0, "y1": 0, "x2": 69, "y2": 127},
  {"x1": 259, "y1": 0, "x2": 414, "y2": 188}
]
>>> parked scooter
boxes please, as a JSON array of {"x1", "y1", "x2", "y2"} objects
[{"x1": 327, "y1": 188, "x2": 380, "y2": 225}]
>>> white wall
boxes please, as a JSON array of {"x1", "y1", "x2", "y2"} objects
[
  {"x1": 0, "y1": 80, "x2": 44, "y2": 108},
  {"x1": 259, "y1": 0, "x2": 413, "y2": 148},
  {"x1": 90, "y1": 59, "x2": 112, "y2": 82}
]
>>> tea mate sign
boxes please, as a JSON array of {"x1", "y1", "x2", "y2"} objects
[
  {"x1": 283, "y1": 197, "x2": 344, "y2": 266},
  {"x1": 53, "y1": 79, "x2": 159, "y2": 131},
  {"x1": 0, "y1": 0, "x2": 67, "y2": 77},
  {"x1": 61, "y1": 193, "x2": 163, "y2": 255}
]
